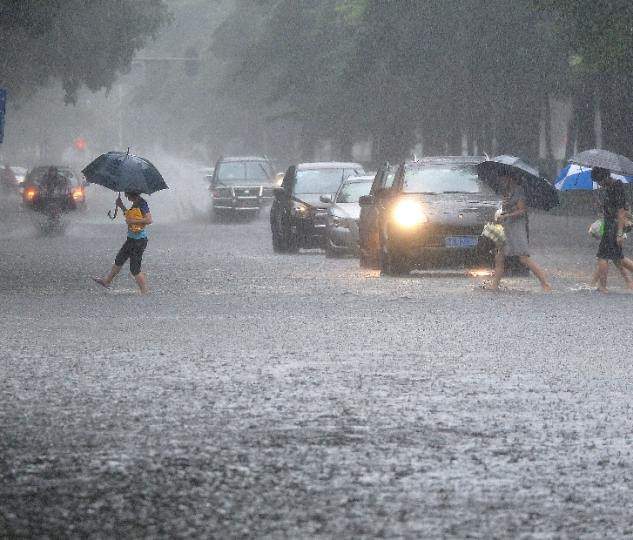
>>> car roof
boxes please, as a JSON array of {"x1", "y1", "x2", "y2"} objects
[
  {"x1": 404, "y1": 156, "x2": 486, "y2": 167},
  {"x1": 297, "y1": 162, "x2": 364, "y2": 170},
  {"x1": 216, "y1": 156, "x2": 271, "y2": 163}
]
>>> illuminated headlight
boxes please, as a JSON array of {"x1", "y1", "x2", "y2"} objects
[
  {"x1": 72, "y1": 187, "x2": 84, "y2": 201},
  {"x1": 392, "y1": 199, "x2": 427, "y2": 228},
  {"x1": 24, "y1": 187, "x2": 38, "y2": 202},
  {"x1": 292, "y1": 201, "x2": 309, "y2": 216}
]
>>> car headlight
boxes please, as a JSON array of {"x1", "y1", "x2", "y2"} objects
[
  {"x1": 24, "y1": 187, "x2": 38, "y2": 202},
  {"x1": 392, "y1": 199, "x2": 427, "y2": 228},
  {"x1": 292, "y1": 201, "x2": 309, "y2": 216},
  {"x1": 72, "y1": 187, "x2": 84, "y2": 201}
]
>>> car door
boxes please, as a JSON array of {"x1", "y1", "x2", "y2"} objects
[
  {"x1": 271, "y1": 165, "x2": 295, "y2": 230},
  {"x1": 359, "y1": 163, "x2": 391, "y2": 256}
]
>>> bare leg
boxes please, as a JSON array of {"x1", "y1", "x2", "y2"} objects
[
  {"x1": 614, "y1": 260, "x2": 633, "y2": 289},
  {"x1": 134, "y1": 272, "x2": 148, "y2": 294},
  {"x1": 103, "y1": 264, "x2": 121, "y2": 285},
  {"x1": 590, "y1": 265, "x2": 600, "y2": 286},
  {"x1": 596, "y1": 258, "x2": 609, "y2": 292},
  {"x1": 616, "y1": 257, "x2": 633, "y2": 273},
  {"x1": 489, "y1": 250, "x2": 505, "y2": 289},
  {"x1": 518, "y1": 256, "x2": 552, "y2": 291}
]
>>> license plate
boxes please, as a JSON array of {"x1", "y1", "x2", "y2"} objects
[{"x1": 444, "y1": 235, "x2": 478, "y2": 248}]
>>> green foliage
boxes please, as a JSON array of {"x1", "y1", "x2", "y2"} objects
[{"x1": 0, "y1": 0, "x2": 171, "y2": 103}]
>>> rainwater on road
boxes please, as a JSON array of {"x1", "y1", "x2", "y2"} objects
[{"x1": 1, "y1": 195, "x2": 632, "y2": 538}]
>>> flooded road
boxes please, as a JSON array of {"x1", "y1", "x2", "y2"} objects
[{"x1": 1, "y1": 201, "x2": 632, "y2": 538}]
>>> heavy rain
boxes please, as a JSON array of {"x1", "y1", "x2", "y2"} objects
[{"x1": 2, "y1": 1, "x2": 633, "y2": 537}]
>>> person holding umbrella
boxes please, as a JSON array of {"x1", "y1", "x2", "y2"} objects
[
  {"x1": 93, "y1": 191, "x2": 152, "y2": 294},
  {"x1": 82, "y1": 150, "x2": 168, "y2": 295},
  {"x1": 590, "y1": 166, "x2": 633, "y2": 292},
  {"x1": 477, "y1": 156, "x2": 557, "y2": 291},
  {"x1": 487, "y1": 170, "x2": 552, "y2": 291}
]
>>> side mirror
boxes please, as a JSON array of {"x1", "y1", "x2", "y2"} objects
[
  {"x1": 359, "y1": 195, "x2": 375, "y2": 207},
  {"x1": 319, "y1": 195, "x2": 332, "y2": 204},
  {"x1": 204, "y1": 175, "x2": 213, "y2": 183}
]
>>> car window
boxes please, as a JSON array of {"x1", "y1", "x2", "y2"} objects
[
  {"x1": 336, "y1": 181, "x2": 372, "y2": 203},
  {"x1": 403, "y1": 165, "x2": 494, "y2": 195},
  {"x1": 245, "y1": 161, "x2": 274, "y2": 182},
  {"x1": 295, "y1": 169, "x2": 346, "y2": 194},
  {"x1": 344, "y1": 167, "x2": 365, "y2": 179},
  {"x1": 217, "y1": 161, "x2": 273, "y2": 185}
]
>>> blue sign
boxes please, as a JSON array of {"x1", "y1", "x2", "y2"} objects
[{"x1": 0, "y1": 88, "x2": 6, "y2": 144}]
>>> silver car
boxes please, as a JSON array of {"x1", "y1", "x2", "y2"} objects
[{"x1": 321, "y1": 175, "x2": 373, "y2": 257}]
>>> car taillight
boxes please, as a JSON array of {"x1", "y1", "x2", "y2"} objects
[
  {"x1": 212, "y1": 190, "x2": 220, "y2": 198},
  {"x1": 72, "y1": 187, "x2": 84, "y2": 200}
]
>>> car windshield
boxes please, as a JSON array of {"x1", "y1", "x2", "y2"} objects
[
  {"x1": 27, "y1": 167, "x2": 78, "y2": 186},
  {"x1": 336, "y1": 181, "x2": 372, "y2": 203},
  {"x1": 295, "y1": 169, "x2": 350, "y2": 194},
  {"x1": 403, "y1": 165, "x2": 494, "y2": 195},
  {"x1": 216, "y1": 161, "x2": 274, "y2": 185}
]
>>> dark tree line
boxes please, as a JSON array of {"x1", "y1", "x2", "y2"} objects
[
  {"x1": 209, "y1": 0, "x2": 633, "y2": 168},
  {"x1": 0, "y1": 0, "x2": 170, "y2": 103}
]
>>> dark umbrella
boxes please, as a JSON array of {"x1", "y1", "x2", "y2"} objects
[
  {"x1": 477, "y1": 155, "x2": 559, "y2": 211},
  {"x1": 569, "y1": 148, "x2": 633, "y2": 176},
  {"x1": 82, "y1": 150, "x2": 168, "y2": 219}
]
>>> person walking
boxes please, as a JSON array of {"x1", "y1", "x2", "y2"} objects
[
  {"x1": 487, "y1": 172, "x2": 552, "y2": 291},
  {"x1": 93, "y1": 191, "x2": 152, "y2": 294},
  {"x1": 591, "y1": 167, "x2": 633, "y2": 292}
]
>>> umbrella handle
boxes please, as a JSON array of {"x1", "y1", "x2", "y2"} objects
[{"x1": 107, "y1": 192, "x2": 122, "y2": 220}]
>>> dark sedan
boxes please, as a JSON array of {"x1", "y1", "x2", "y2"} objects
[
  {"x1": 270, "y1": 162, "x2": 365, "y2": 253},
  {"x1": 361, "y1": 157, "x2": 501, "y2": 275}
]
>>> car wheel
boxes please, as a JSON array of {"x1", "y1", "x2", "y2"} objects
[
  {"x1": 380, "y1": 243, "x2": 410, "y2": 276},
  {"x1": 325, "y1": 241, "x2": 337, "y2": 258},
  {"x1": 281, "y1": 214, "x2": 299, "y2": 253},
  {"x1": 272, "y1": 229, "x2": 286, "y2": 253}
]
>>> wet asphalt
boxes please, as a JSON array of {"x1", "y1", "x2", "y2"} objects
[{"x1": 1, "y1": 193, "x2": 633, "y2": 538}]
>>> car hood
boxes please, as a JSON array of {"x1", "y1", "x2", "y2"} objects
[
  {"x1": 328, "y1": 202, "x2": 361, "y2": 220},
  {"x1": 406, "y1": 193, "x2": 500, "y2": 220},
  {"x1": 293, "y1": 193, "x2": 332, "y2": 209}
]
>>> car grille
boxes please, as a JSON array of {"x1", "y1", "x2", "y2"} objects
[{"x1": 234, "y1": 187, "x2": 259, "y2": 198}]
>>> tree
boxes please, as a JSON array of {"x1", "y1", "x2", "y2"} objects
[{"x1": 0, "y1": 0, "x2": 170, "y2": 104}]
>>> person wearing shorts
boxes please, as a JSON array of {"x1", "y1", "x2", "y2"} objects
[
  {"x1": 592, "y1": 167, "x2": 633, "y2": 292},
  {"x1": 93, "y1": 191, "x2": 152, "y2": 294}
]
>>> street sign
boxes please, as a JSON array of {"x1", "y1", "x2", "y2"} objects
[{"x1": 0, "y1": 88, "x2": 6, "y2": 144}]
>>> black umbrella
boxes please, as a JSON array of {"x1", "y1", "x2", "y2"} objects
[
  {"x1": 569, "y1": 148, "x2": 633, "y2": 176},
  {"x1": 82, "y1": 150, "x2": 168, "y2": 219},
  {"x1": 477, "y1": 155, "x2": 559, "y2": 211}
]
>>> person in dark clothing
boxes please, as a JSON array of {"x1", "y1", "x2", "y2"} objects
[
  {"x1": 93, "y1": 191, "x2": 152, "y2": 294},
  {"x1": 592, "y1": 167, "x2": 633, "y2": 292}
]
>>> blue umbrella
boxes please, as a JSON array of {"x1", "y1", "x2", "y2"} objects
[
  {"x1": 555, "y1": 163, "x2": 633, "y2": 191},
  {"x1": 82, "y1": 150, "x2": 168, "y2": 195}
]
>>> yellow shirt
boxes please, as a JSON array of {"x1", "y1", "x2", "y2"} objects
[{"x1": 125, "y1": 207, "x2": 145, "y2": 234}]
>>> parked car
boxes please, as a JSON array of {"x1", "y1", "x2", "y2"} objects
[
  {"x1": 359, "y1": 156, "x2": 500, "y2": 275},
  {"x1": 321, "y1": 175, "x2": 373, "y2": 257},
  {"x1": 22, "y1": 165, "x2": 87, "y2": 212},
  {"x1": 358, "y1": 162, "x2": 396, "y2": 267},
  {"x1": 209, "y1": 156, "x2": 276, "y2": 220},
  {"x1": 270, "y1": 162, "x2": 365, "y2": 252}
]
